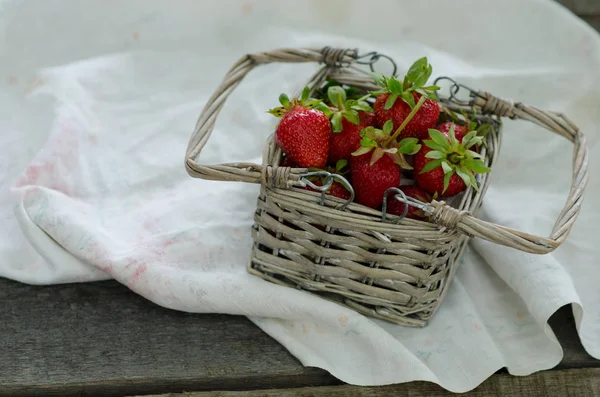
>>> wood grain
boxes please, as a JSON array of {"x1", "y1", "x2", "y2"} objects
[
  {"x1": 0, "y1": 278, "x2": 339, "y2": 397},
  {"x1": 133, "y1": 368, "x2": 600, "y2": 396},
  {"x1": 0, "y1": 277, "x2": 596, "y2": 397}
]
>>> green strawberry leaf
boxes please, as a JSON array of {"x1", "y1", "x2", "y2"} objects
[
  {"x1": 300, "y1": 87, "x2": 310, "y2": 102},
  {"x1": 465, "y1": 136, "x2": 484, "y2": 149},
  {"x1": 443, "y1": 170, "x2": 453, "y2": 193},
  {"x1": 419, "y1": 159, "x2": 443, "y2": 174},
  {"x1": 467, "y1": 149, "x2": 482, "y2": 159},
  {"x1": 352, "y1": 146, "x2": 374, "y2": 156},
  {"x1": 406, "y1": 57, "x2": 428, "y2": 82},
  {"x1": 423, "y1": 140, "x2": 447, "y2": 152},
  {"x1": 468, "y1": 172, "x2": 479, "y2": 191},
  {"x1": 413, "y1": 64, "x2": 432, "y2": 88},
  {"x1": 462, "y1": 130, "x2": 478, "y2": 145},
  {"x1": 384, "y1": 94, "x2": 398, "y2": 110},
  {"x1": 455, "y1": 167, "x2": 473, "y2": 188},
  {"x1": 279, "y1": 93, "x2": 290, "y2": 107},
  {"x1": 400, "y1": 91, "x2": 415, "y2": 108},
  {"x1": 336, "y1": 159, "x2": 348, "y2": 171},
  {"x1": 428, "y1": 129, "x2": 450, "y2": 147},
  {"x1": 360, "y1": 136, "x2": 377, "y2": 147},
  {"x1": 382, "y1": 120, "x2": 394, "y2": 135},
  {"x1": 421, "y1": 85, "x2": 441, "y2": 91},
  {"x1": 425, "y1": 150, "x2": 444, "y2": 159},
  {"x1": 464, "y1": 158, "x2": 491, "y2": 174},
  {"x1": 331, "y1": 112, "x2": 343, "y2": 133},
  {"x1": 327, "y1": 86, "x2": 346, "y2": 109},
  {"x1": 313, "y1": 102, "x2": 332, "y2": 117},
  {"x1": 343, "y1": 110, "x2": 360, "y2": 125},
  {"x1": 388, "y1": 77, "x2": 403, "y2": 95},
  {"x1": 267, "y1": 107, "x2": 286, "y2": 118},
  {"x1": 398, "y1": 137, "x2": 420, "y2": 154},
  {"x1": 441, "y1": 161, "x2": 453, "y2": 174},
  {"x1": 370, "y1": 73, "x2": 387, "y2": 88}
]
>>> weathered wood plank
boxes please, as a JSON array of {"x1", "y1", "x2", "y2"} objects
[
  {"x1": 132, "y1": 368, "x2": 600, "y2": 396},
  {"x1": 557, "y1": 0, "x2": 600, "y2": 16},
  {"x1": 0, "y1": 278, "x2": 339, "y2": 397},
  {"x1": 0, "y1": 277, "x2": 596, "y2": 397}
]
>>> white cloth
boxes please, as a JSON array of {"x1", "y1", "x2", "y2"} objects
[{"x1": 1, "y1": 0, "x2": 599, "y2": 392}]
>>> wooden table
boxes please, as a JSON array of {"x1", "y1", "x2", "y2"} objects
[
  {"x1": 1, "y1": 277, "x2": 598, "y2": 397},
  {"x1": 2, "y1": 2, "x2": 599, "y2": 397}
]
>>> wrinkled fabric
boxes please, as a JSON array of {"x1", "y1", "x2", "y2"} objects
[{"x1": 1, "y1": 0, "x2": 599, "y2": 392}]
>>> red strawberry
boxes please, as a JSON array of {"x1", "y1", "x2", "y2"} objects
[
  {"x1": 414, "y1": 125, "x2": 491, "y2": 197},
  {"x1": 323, "y1": 86, "x2": 376, "y2": 164},
  {"x1": 374, "y1": 92, "x2": 439, "y2": 139},
  {"x1": 269, "y1": 87, "x2": 331, "y2": 168},
  {"x1": 371, "y1": 57, "x2": 440, "y2": 140},
  {"x1": 436, "y1": 122, "x2": 467, "y2": 142},
  {"x1": 386, "y1": 185, "x2": 431, "y2": 220},
  {"x1": 350, "y1": 121, "x2": 421, "y2": 209},
  {"x1": 305, "y1": 180, "x2": 351, "y2": 200},
  {"x1": 280, "y1": 155, "x2": 297, "y2": 167},
  {"x1": 329, "y1": 114, "x2": 375, "y2": 163}
]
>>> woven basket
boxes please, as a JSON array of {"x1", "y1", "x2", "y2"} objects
[{"x1": 185, "y1": 47, "x2": 589, "y2": 327}]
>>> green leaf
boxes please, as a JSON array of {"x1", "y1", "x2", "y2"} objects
[
  {"x1": 370, "y1": 73, "x2": 387, "y2": 88},
  {"x1": 455, "y1": 167, "x2": 472, "y2": 188},
  {"x1": 352, "y1": 146, "x2": 374, "y2": 156},
  {"x1": 343, "y1": 110, "x2": 360, "y2": 125},
  {"x1": 353, "y1": 102, "x2": 373, "y2": 112},
  {"x1": 413, "y1": 64, "x2": 432, "y2": 88},
  {"x1": 267, "y1": 107, "x2": 285, "y2": 118},
  {"x1": 461, "y1": 130, "x2": 477, "y2": 144},
  {"x1": 421, "y1": 85, "x2": 441, "y2": 91},
  {"x1": 400, "y1": 91, "x2": 415, "y2": 108},
  {"x1": 398, "y1": 137, "x2": 419, "y2": 147},
  {"x1": 360, "y1": 136, "x2": 377, "y2": 147},
  {"x1": 423, "y1": 140, "x2": 447, "y2": 151},
  {"x1": 425, "y1": 150, "x2": 444, "y2": 159},
  {"x1": 441, "y1": 161, "x2": 453, "y2": 174},
  {"x1": 467, "y1": 149, "x2": 482, "y2": 159},
  {"x1": 331, "y1": 112, "x2": 343, "y2": 133},
  {"x1": 313, "y1": 102, "x2": 332, "y2": 117},
  {"x1": 327, "y1": 86, "x2": 346, "y2": 109},
  {"x1": 336, "y1": 159, "x2": 348, "y2": 171},
  {"x1": 443, "y1": 171, "x2": 453, "y2": 193},
  {"x1": 465, "y1": 136, "x2": 484, "y2": 149},
  {"x1": 467, "y1": 172, "x2": 479, "y2": 191},
  {"x1": 300, "y1": 87, "x2": 310, "y2": 102},
  {"x1": 428, "y1": 129, "x2": 450, "y2": 147},
  {"x1": 383, "y1": 120, "x2": 394, "y2": 135},
  {"x1": 406, "y1": 57, "x2": 427, "y2": 82},
  {"x1": 398, "y1": 142, "x2": 415, "y2": 154},
  {"x1": 279, "y1": 93, "x2": 290, "y2": 107},
  {"x1": 464, "y1": 158, "x2": 491, "y2": 174},
  {"x1": 388, "y1": 77, "x2": 403, "y2": 94},
  {"x1": 407, "y1": 143, "x2": 421, "y2": 155},
  {"x1": 419, "y1": 159, "x2": 443, "y2": 174},
  {"x1": 385, "y1": 94, "x2": 398, "y2": 110}
]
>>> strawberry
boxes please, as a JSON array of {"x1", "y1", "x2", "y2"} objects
[
  {"x1": 350, "y1": 121, "x2": 421, "y2": 208},
  {"x1": 305, "y1": 180, "x2": 351, "y2": 200},
  {"x1": 319, "y1": 86, "x2": 376, "y2": 164},
  {"x1": 280, "y1": 155, "x2": 297, "y2": 167},
  {"x1": 302, "y1": 159, "x2": 352, "y2": 200},
  {"x1": 269, "y1": 87, "x2": 331, "y2": 168},
  {"x1": 386, "y1": 185, "x2": 432, "y2": 220},
  {"x1": 436, "y1": 122, "x2": 467, "y2": 142},
  {"x1": 372, "y1": 57, "x2": 440, "y2": 140},
  {"x1": 414, "y1": 125, "x2": 491, "y2": 197}
]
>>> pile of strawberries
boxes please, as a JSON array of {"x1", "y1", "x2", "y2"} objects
[{"x1": 268, "y1": 57, "x2": 491, "y2": 220}]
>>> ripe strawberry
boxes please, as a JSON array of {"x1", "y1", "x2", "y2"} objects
[
  {"x1": 414, "y1": 125, "x2": 491, "y2": 197},
  {"x1": 386, "y1": 185, "x2": 432, "y2": 220},
  {"x1": 321, "y1": 86, "x2": 376, "y2": 164},
  {"x1": 280, "y1": 155, "x2": 297, "y2": 167},
  {"x1": 269, "y1": 87, "x2": 331, "y2": 168},
  {"x1": 305, "y1": 180, "x2": 351, "y2": 200},
  {"x1": 372, "y1": 57, "x2": 440, "y2": 140},
  {"x1": 350, "y1": 121, "x2": 421, "y2": 209},
  {"x1": 436, "y1": 122, "x2": 467, "y2": 142}
]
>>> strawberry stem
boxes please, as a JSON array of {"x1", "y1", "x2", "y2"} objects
[{"x1": 389, "y1": 95, "x2": 427, "y2": 142}]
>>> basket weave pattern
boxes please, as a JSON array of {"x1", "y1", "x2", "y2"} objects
[{"x1": 186, "y1": 47, "x2": 589, "y2": 327}]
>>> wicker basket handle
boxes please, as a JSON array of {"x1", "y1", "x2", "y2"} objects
[
  {"x1": 185, "y1": 47, "x2": 358, "y2": 188},
  {"x1": 430, "y1": 92, "x2": 589, "y2": 254}
]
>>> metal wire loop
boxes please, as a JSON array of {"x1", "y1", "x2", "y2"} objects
[
  {"x1": 433, "y1": 76, "x2": 487, "y2": 107},
  {"x1": 381, "y1": 187, "x2": 434, "y2": 223},
  {"x1": 354, "y1": 51, "x2": 398, "y2": 76},
  {"x1": 299, "y1": 171, "x2": 355, "y2": 210}
]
